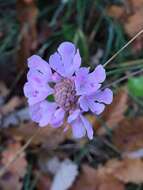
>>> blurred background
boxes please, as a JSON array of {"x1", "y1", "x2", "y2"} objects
[{"x1": 0, "y1": 0, "x2": 143, "y2": 189}]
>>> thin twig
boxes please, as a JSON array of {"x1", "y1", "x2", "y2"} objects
[
  {"x1": 0, "y1": 127, "x2": 41, "y2": 178},
  {"x1": 103, "y1": 29, "x2": 143, "y2": 67},
  {"x1": 103, "y1": 68, "x2": 143, "y2": 89}
]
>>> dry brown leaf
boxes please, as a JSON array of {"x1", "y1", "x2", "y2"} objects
[
  {"x1": 105, "y1": 158, "x2": 143, "y2": 184},
  {"x1": 0, "y1": 96, "x2": 24, "y2": 115},
  {"x1": 8, "y1": 122, "x2": 68, "y2": 148},
  {"x1": 125, "y1": 11, "x2": 143, "y2": 37},
  {"x1": 123, "y1": 1, "x2": 143, "y2": 52},
  {"x1": 96, "y1": 88, "x2": 128, "y2": 135},
  {"x1": 95, "y1": 167, "x2": 125, "y2": 190},
  {"x1": 129, "y1": 0, "x2": 143, "y2": 9},
  {"x1": 1, "y1": 141, "x2": 27, "y2": 178},
  {"x1": 107, "y1": 0, "x2": 143, "y2": 52},
  {"x1": 72, "y1": 158, "x2": 143, "y2": 189},
  {"x1": 112, "y1": 117, "x2": 143, "y2": 152},
  {"x1": 0, "y1": 140, "x2": 27, "y2": 190},
  {"x1": 71, "y1": 165, "x2": 125, "y2": 190},
  {"x1": 107, "y1": 5, "x2": 125, "y2": 19}
]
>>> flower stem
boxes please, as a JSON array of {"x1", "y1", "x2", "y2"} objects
[
  {"x1": 103, "y1": 68, "x2": 143, "y2": 89},
  {"x1": 107, "y1": 64, "x2": 143, "y2": 75},
  {"x1": 109, "y1": 59, "x2": 143, "y2": 68},
  {"x1": 103, "y1": 29, "x2": 143, "y2": 67}
]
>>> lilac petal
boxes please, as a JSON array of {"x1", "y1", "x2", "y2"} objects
[
  {"x1": 50, "y1": 108, "x2": 65, "y2": 128},
  {"x1": 65, "y1": 49, "x2": 81, "y2": 77},
  {"x1": 80, "y1": 115, "x2": 93, "y2": 140},
  {"x1": 29, "y1": 101, "x2": 57, "y2": 127},
  {"x1": 50, "y1": 42, "x2": 81, "y2": 77},
  {"x1": 79, "y1": 95, "x2": 105, "y2": 114},
  {"x1": 24, "y1": 82, "x2": 34, "y2": 98},
  {"x1": 72, "y1": 49, "x2": 81, "y2": 72},
  {"x1": 49, "y1": 52, "x2": 65, "y2": 77},
  {"x1": 90, "y1": 102, "x2": 105, "y2": 114},
  {"x1": 76, "y1": 67, "x2": 89, "y2": 78},
  {"x1": 78, "y1": 96, "x2": 89, "y2": 112},
  {"x1": 39, "y1": 101, "x2": 57, "y2": 127},
  {"x1": 68, "y1": 109, "x2": 81, "y2": 123},
  {"x1": 75, "y1": 67, "x2": 101, "y2": 95},
  {"x1": 68, "y1": 110, "x2": 86, "y2": 138},
  {"x1": 52, "y1": 72, "x2": 62, "y2": 82},
  {"x1": 28, "y1": 55, "x2": 52, "y2": 80},
  {"x1": 57, "y1": 42, "x2": 76, "y2": 69},
  {"x1": 89, "y1": 65, "x2": 106, "y2": 83},
  {"x1": 29, "y1": 103, "x2": 41, "y2": 122},
  {"x1": 94, "y1": 88, "x2": 113, "y2": 104},
  {"x1": 68, "y1": 110, "x2": 93, "y2": 139},
  {"x1": 75, "y1": 67, "x2": 89, "y2": 94},
  {"x1": 24, "y1": 81, "x2": 53, "y2": 105},
  {"x1": 71, "y1": 117, "x2": 86, "y2": 139},
  {"x1": 27, "y1": 70, "x2": 48, "y2": 84},
  {"x1": 58, "y1": 42, "x2": 75, "y2": 56}
]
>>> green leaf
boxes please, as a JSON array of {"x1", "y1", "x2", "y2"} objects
[
  {"x1": 47, "y1": 95, "x2": 55, "y2": 102},
  {"x1": 128, "y1": 77, "x2": 143, "y2": 97}
]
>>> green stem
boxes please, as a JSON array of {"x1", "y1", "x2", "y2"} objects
[
  {"x1": 107, "y1": 64, "x2": 143, "y2": 75},
  {"x1": 103, "y1": 68, "x2": 143, "y2": 89},
  {"x1": 111, "y1": 59, "x2": 143, "y2": 68}
]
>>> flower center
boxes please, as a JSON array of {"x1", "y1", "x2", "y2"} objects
[{"x1": 54, "y1": 78, "x2": 77, "y2": 111}]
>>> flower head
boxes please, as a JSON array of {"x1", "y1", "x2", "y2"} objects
[{"x1": 24, "y1": 42, "x2": 113, "y2": 140}]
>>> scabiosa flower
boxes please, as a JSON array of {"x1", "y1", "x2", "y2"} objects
[{"x1": 24, "y1": 42, "x2": 113, "y2": 140}]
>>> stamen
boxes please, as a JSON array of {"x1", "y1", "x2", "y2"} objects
[{"x1": 54, "y1": 79, "x2": 77, "y2": 111}]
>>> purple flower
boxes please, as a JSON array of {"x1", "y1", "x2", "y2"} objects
[{"x1": 24, "y1": 42, "x2": 113, "y2": 140}]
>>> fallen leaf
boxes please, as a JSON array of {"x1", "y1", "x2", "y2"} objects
[
  {"x1": 107, "y1": 0, "x2": 143, "y2": 52},
  {"x1": 95, "y1": 167, "x2": 125, "y2": 190},
  {"x1": 8, "y1": 122, "x2": 68, "y2": 148},
  {"x1": 107, "y1": 0, "x2": 143, "y2": 36},
  {"x1": 1, "y1": 141, "x2": 27, "y2": 178},
  {"x1": 71, "y1": 165, "x2": 98, "y2": 190},
  {"x1": 112, "y1": 117, "x2": 143, "y2": 152},
  {"x1": 96, "y1": 88, "x2": 128, "y2": 135},
  {"x1": 124, "y1": 11, "x2": 143, "y2": 37},
  {"x1": 107, "y1": 5, "x2": 125, "y2": 19},
  {"x1": 105, "y1": 158, "x2": 143, "y2": 184},
  {"x1": 130, "y1": 0, "x2": 143, "y2": 9},
  {"x1": 72, "y1": 157, "x2": 143, "y2": 189},
  {"x1": 71, "y1": 164, "x2": 125, "y2": 190}
]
